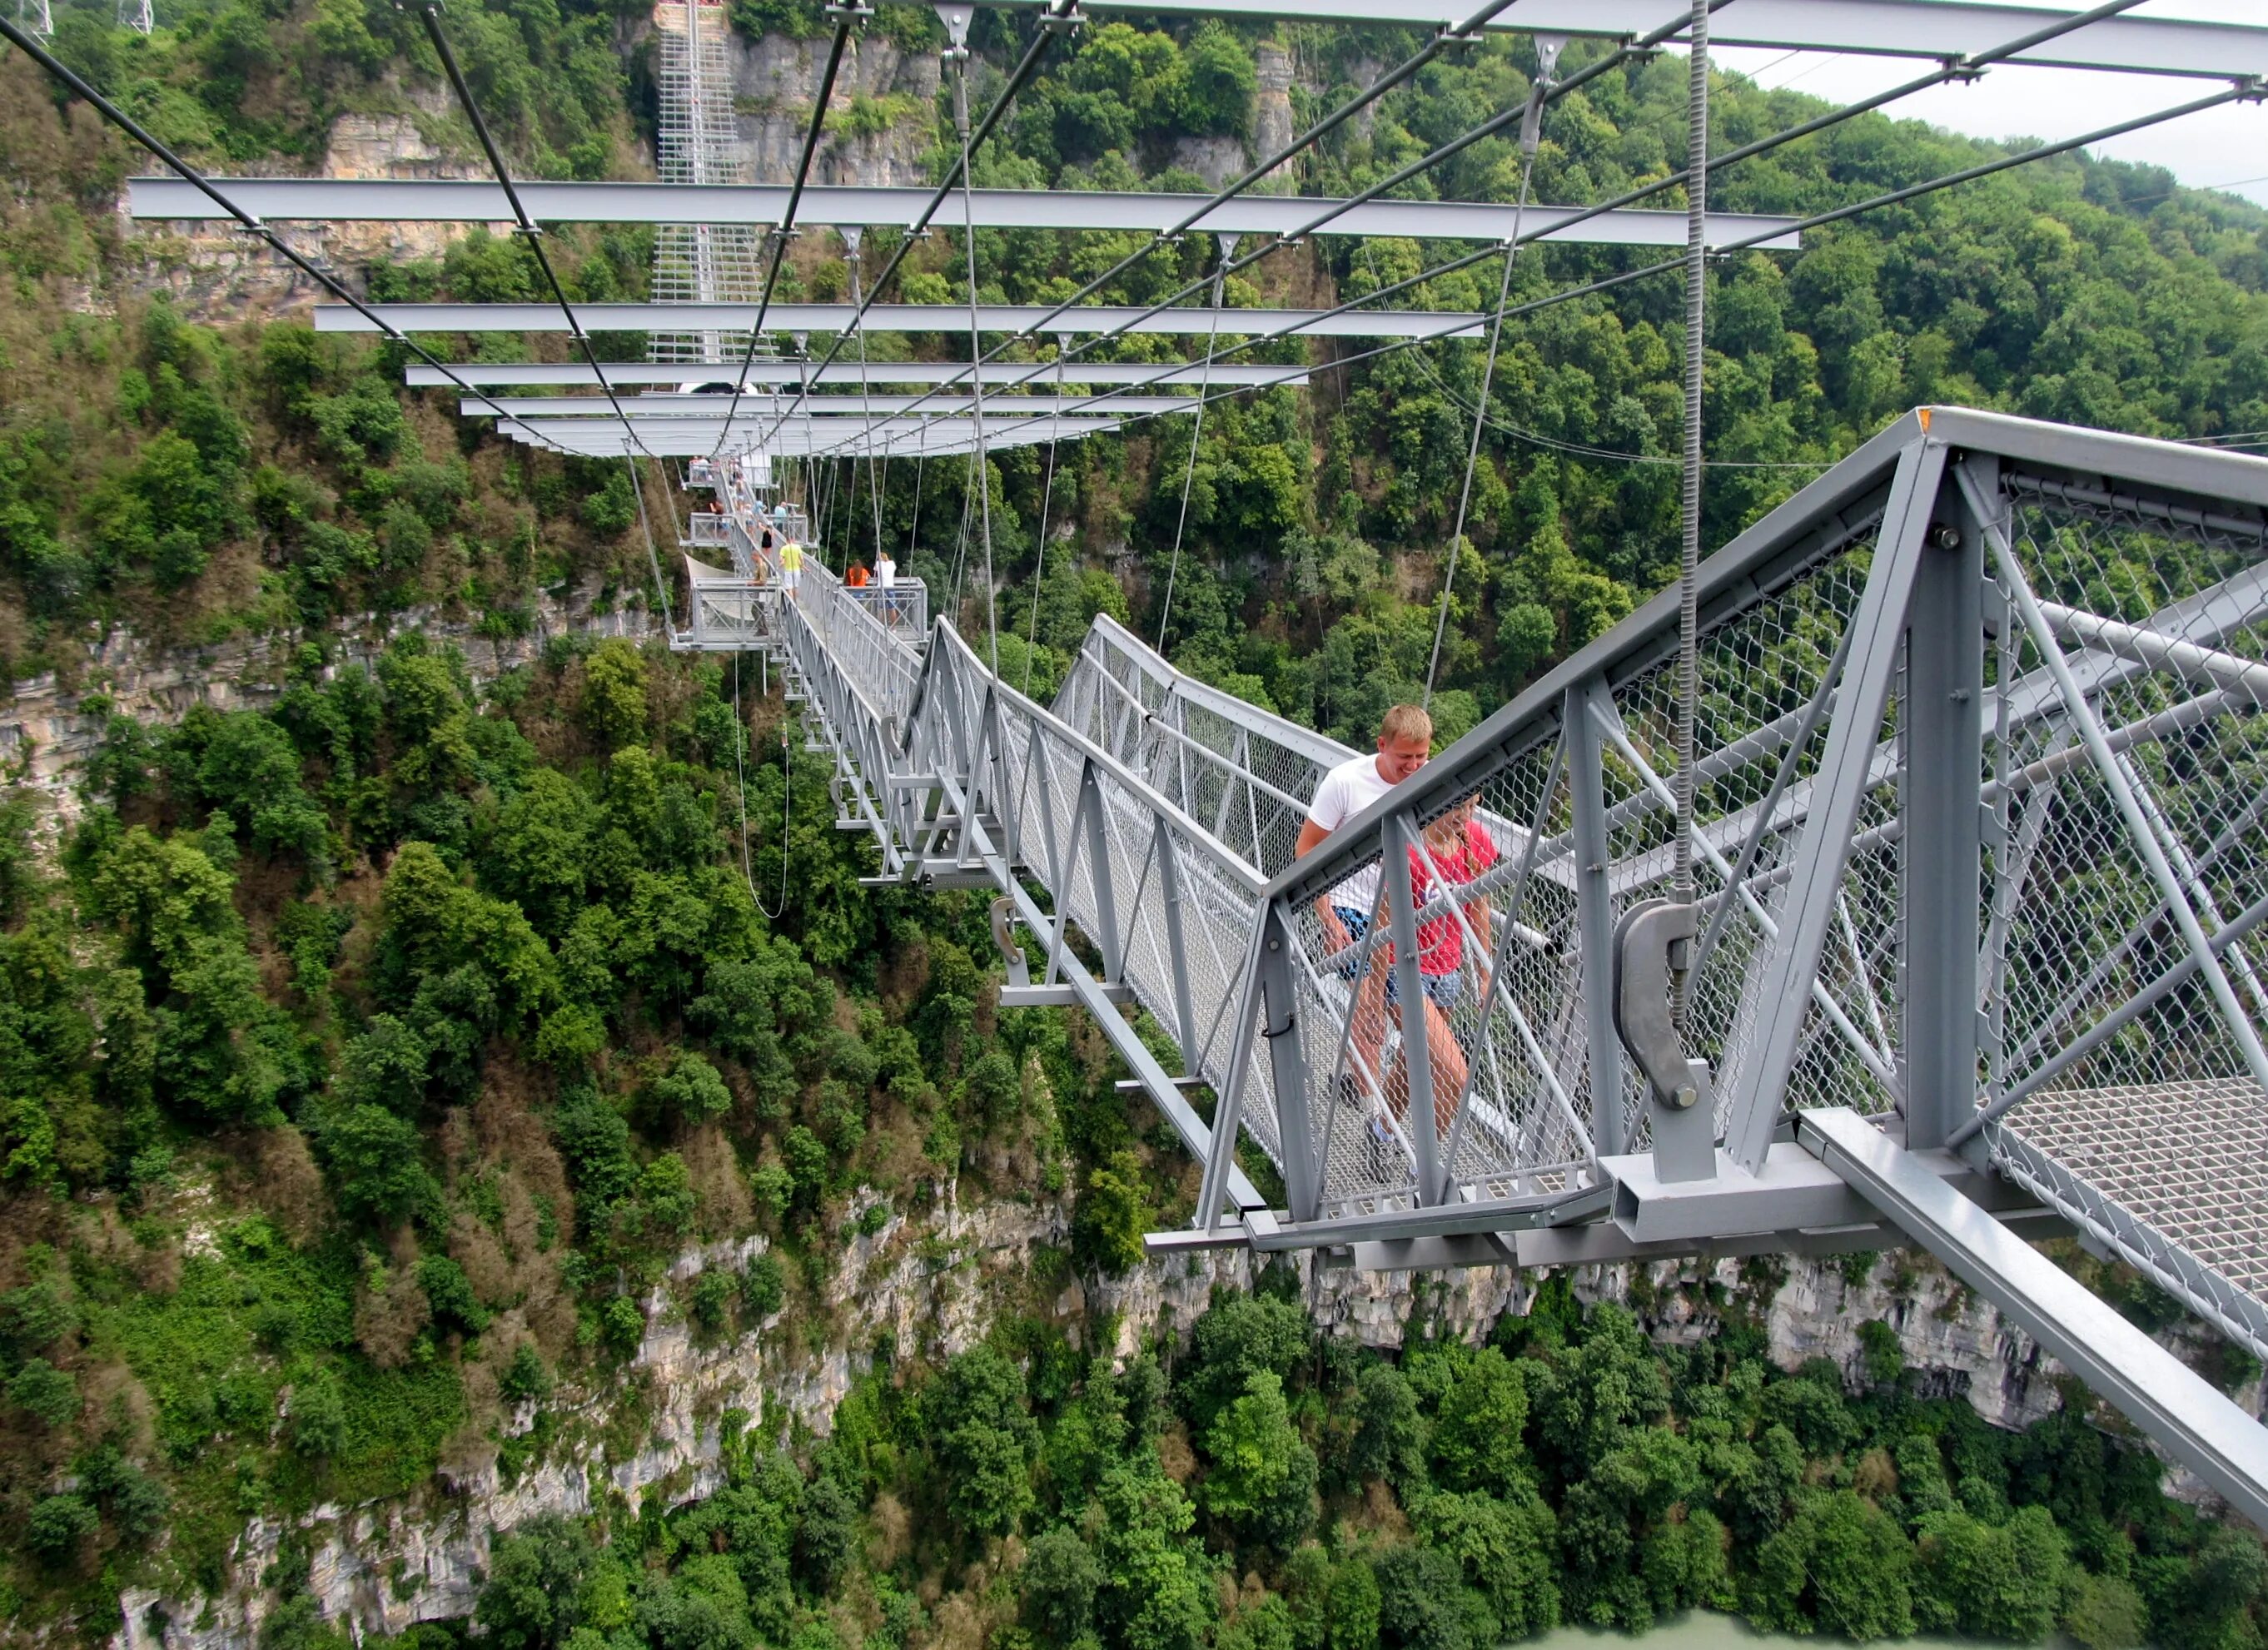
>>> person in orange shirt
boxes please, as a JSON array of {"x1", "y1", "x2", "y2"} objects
[{"x1": 846, "y1": 562, "x2": 872, "y2": 589}]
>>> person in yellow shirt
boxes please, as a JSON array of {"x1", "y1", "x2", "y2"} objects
[{"x1": 779, "y1": 539, "x2": 803, "y2": 599}]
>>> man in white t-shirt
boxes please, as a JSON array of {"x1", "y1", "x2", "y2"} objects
[
  {"x1": 1295, "y1": 702, "x2": 1433, "y2": 1104},
  {"x1": 874, "y1": 551, "x2": 897, "y2": 625}
]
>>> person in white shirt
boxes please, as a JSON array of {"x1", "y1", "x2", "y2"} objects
[
  {"x1": 1293, "y1": 703, "x2": 1433, "y2": 1115},
  {"x1": 873, "y1": 551, "x2": 897, "y2": 624}
]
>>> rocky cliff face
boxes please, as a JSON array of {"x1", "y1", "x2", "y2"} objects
[
  {"x1": 729, "y1": 30, "x2": 939, "y2": 188},
  {"x1": 124, "y1": 109, "x2": 503, "y2": 322}
]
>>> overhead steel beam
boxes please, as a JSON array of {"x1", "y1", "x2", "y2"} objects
[
  {"x1": 503, "y1": 417, "x2": 1118, "y2": 457},
  {"x1": 498, "y1": 414, "x2": 1119, "y2": 440},
  {"x1": 465, "y1": 393, "x2": 1199, "y2": 418},
  {"x1": 128, "y1": 176, "x2": 1803, "y2": 249},
  {"x1": 314, "y1": 302, "x2": 1488, "y2": 339},
  {"x1": 406, "y1": 361, "x2": 1311, "y2": 389},
  {"x1": 1804, "y1": 1107, "x2": 2268, "y2": 1528},
  {"x1": 971, "y1": 0, "x2": 2268, "y2": 78}
]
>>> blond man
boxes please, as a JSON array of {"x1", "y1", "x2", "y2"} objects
[{"x1": 1295, "y1": 703, "x2": 1432, "y2": 1109}]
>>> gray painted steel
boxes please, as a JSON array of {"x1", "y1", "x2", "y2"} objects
[
  {"x1": 313, "y1": 301, "x2": 1490, "y2": 338},
  {"x1": 1806, "y1": 1106, "x2": 2268, "y2": 1529},
  {"x1": 495, "y1": 415, "x2": 1118, "y2": 456},
  {"x1": 465, "y1": 393, "x2": 1201, "y2": 418},
  {"x1": 406, "y1": 361, "x2": 1311, "y2": 388},
  {"x1": 128, "y1": 177, "x2": 1804, "y2": 247},
  {"x1": 972, "y1": 0, "x2": 2268, "y2": 77}
]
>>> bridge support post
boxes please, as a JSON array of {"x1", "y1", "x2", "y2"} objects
[
  {"x1": 1903, "y1": 459, "x2": 1987, "y2": 1151},
  {"x1": 1386, "y1": 813, "x2": 1443, "y2": 1204},
  {"x1": 1153, "y1": 818, "x2": 1202, "y2": 1076},
  {"x1": 1569, "y1": 678, "x2": 1624, "y2": 1166},
  {"x1": 1722, "y1": 437, "x2": 1947, "y2": 1170},
  {"x1": 1261, "y1": 900, "x2": 1321, "y2": 1223}
]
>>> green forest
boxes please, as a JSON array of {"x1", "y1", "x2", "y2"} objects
[{"x1": 0, "y1": 0, "x2": 2266, "y2": 1646}]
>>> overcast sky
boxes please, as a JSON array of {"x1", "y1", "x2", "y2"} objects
[{"x1": 1708, "y1": 0, "x2": 2268, "y2": 211}]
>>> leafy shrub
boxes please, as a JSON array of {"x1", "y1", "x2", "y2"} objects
[
  {"x1": 7, "y1": 1356, "x2": 77, "y2": 1427},
  {"x1": 25, "y1": 1491, "x2": 97, "y2": 1562},
  {"x1": 741, "y1": 1254, "x2": 785, "y2": 1322}
]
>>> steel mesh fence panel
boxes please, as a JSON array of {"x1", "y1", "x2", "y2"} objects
[
  {"x1": 1973, "y1": 472, "x2": 2268, "y2": 1344},
  {"x1": 1599, "y1": 534, "x2": 1900, "y2": 1147}
]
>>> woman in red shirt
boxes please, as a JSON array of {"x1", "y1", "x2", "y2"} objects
[{"x1": 1387, "y1": 797, "x2": 1498, "y2": 1139}]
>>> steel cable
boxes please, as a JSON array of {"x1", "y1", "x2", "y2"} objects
[
  {"x1": 708, "y1": 12, "x2": 855, "y2": 460},
  {"x1": 416, "y1": 2, "x2": 683, "y2": 634},
  {"x1": 1422, "y1": 44, "x2": 1554, "y2": 710},
  {"x1": 845, "y1": 2, "x2": 1718, "y2": 446},
  {"x1": 1674, "y1": 0, "x2": 1708, "y2": 922},
  {"x1": 1156, "y1": 252, "x2": 1228, "y2": 659},
  {"x1": 802, "y1": 0, "x2": 2200, "y2": 467},
  {"x1": 1022, "y1": 350, "x2": 1067, "y2": 696},
  {"x1": 948, "y1": 34, "x2": 1001, "y2": 672},
  {"x1": 752, "y1": 0, "x2": 1082, "y2": 453}
]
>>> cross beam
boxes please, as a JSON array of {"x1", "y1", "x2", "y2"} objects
[
  {"x1": 970, "y1": 0, "x2": 2268, "y2": 78},
  {"x1": 315, "y1": 302, "x2": 1489, "y2": 338},
  {"x1": 464, "y1": 393, "x2": 1202, "y2": 418},
  {"x1": 127, "y1": 177, "x2": 1804, "y2": 249},
  {"x1": 405, "y1": 361, "x2": 1311, "y2": 389}
]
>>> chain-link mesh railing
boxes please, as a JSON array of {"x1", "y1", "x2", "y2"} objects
[
  {"x1": 1057, "y1": 617, "x2": 1350, "y2": 881},
  {"x1": 1265, "y1": 509, "x2": 1902, "y2": 1220},
  {"x1": 1966, "y1": 468, "x2": 2268, "y2": 1355}
]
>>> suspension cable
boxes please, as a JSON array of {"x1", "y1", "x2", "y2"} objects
[
  {"x1": 906, "y1": 450, "x2": 926, "y2": 565},
  {"x1": 708, "y1": 10, "x2": 855, "y2": 460},
  {"x1": 1022, "y1": 347, "x2": 1067, "y2": 696},
  {"x1": 804, "y1": 0, "x2": 2198, "y2": 467},
  {"x1": 754, "y1": 0, "x2": 1081, "y2": 453},
  {"x1": 959, "y1": 75, "x2": 2262, "y2": 475},
  {"x1": 1156, "y1": 245, "x2": 1230, "y2": 659},
  {"x1": 846, "y1": 231, "x2": 886, "y2": 567},
  {"x1": 843, "y1": 0, "x2": 1660, "y2": 445},
  {"x1": 1423, "y1": 42, "x2": 1555, "y2": 708},
  {"x1": 415, "y1": 2, "x2": 681, "y2": 635},
  {"x1": 0, "y1": 11, "x2": 699, "y2": 647},
  {"x1": 947, "y1": 451, "x2": 977, "y2": 624},
  {"x1": 945, "y1": 22, "x2": 1001, "y2": 673},
  {"x1": 893, "y1": 59, "x2": 2251, "y2": 520},
  {"x1": 0, "y1": 17, "x2": 514, "y2": 430},
  {"x1": 1673, "y1": 0, "x2": 1709, "y2": 923}
]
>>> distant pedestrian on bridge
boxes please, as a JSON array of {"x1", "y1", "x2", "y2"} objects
[
  {"x1": 1295, "y1": 703, "x2": 1432, "y2": 1121},
  {"x1": 875, "y1": 550, "x2": 898, "y2": 626},
  {"x1": 779, "y1": 539, "x2": 803, "y2": 599}
]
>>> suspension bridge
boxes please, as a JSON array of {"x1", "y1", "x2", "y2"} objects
[{"x1": 14, "y1": 0, "x2": 2268, "y2": 1530}]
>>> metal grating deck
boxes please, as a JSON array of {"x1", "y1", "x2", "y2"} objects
[{"x1": 2004, "y1": 1076, "x2": 2268, "y2": 1307}]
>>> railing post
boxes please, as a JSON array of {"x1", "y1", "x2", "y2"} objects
[
  {"x1": 1722, "y1": 437, "x2": 1947, "y2": 1170},
  {"x1": 1196, "y1": 918, "x2": 1270, "y2": 1232},
  {"x1": 1568, "y1": 677, "x2": 1622, "y2": 1165},
  {"x1": 1904, "y1": 458, "x2": 1988, "y2": 1150},
  {"x1": 1259, "y1": 899, "x2": 1321, "y2": 1221},
  {"x1": 1153, "y1": 817, "x2": 1201, "y2": 1076},
  {"x1": 1077, "y1": 761, "x2": 1122, "y2": 982},
  {"x1": 1385, "y1": 810, "x2": 1441, "y2": 1205}
]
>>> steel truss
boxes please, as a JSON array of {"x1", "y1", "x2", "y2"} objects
[{"x1": 714, "y1": 411, "x2": 2268, "y2": 1523}]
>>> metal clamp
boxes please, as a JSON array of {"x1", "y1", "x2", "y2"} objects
[{"x1": 1612, "y1": 897, "x2": 1717, "y2": 1181}]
